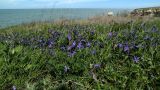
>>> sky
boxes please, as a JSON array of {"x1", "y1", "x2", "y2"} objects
[{"x1": 0, "y1": 0, "x2": 160, "y2": 9}]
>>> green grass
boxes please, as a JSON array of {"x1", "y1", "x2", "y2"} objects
[{"x1": 0, "y1": 19, "x2": 160, "y2": 90}]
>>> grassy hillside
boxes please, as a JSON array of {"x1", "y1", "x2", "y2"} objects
[{"x1": 0, "y1": 18, "x2": 160, "y2": 90}]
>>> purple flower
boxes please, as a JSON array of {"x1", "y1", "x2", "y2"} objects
[
  {"x1": 90, "y1": 31, "x2": 95, "y2": 36},
  {"x1": 67, "y1": 46, "x2": 72, "y2": 51},
  {"x1": 46, "y1": 40, "x2": 54, "y2": 48},
  {"x1": 144, "y1": 35, "x2": 150, "y2": 40},
  {"x1": 151, "y1": 26, "x2": 158, "y2": 32},
  {"x1": 93, "y1": 64, "x2": 101, "y2": 69},
  {"x1": 151, "y1": 43, "x2": 158, "y2": 47},
  {"x1": 48, "y1": 44, "x2": 52, "y2": 48},
  {"x1": 67, "y1": 41, "x2": 76, "y2": 50},
  {"x1": 68, "y1": 51, "x2": 76, "y2": 57},
  {"x1": 64, "y1": 66, "x2": 70, "y2": 73},
  {"x1": 12, "y1": 86, "x2": 16, "y2": 90},
  {"x1": 86, "y1": 42, "x2": 91, "y2": 47},
  {"x1": 124, "y1": 45, "x2": 129, "y2": 52},
  {"x1": 67, "y1": 33, "x2": 72, "y2": 41},
  {"x1": 61, "y1": 46, "x2": 66, "y2": 51},
  {"x1": 108, "y1": 32, "x2": 113, "y2": 37},
  {"x1": 51, "y1": 31, "x2": 55, "y2": 35},
  {"x1": 118, "y1": 43, "x2": 123, "y2": 48},
  {"x1": 73, "y1": 30, "x2": 78, "y2": 35},
  {"x1": 131, "y1": 44, "x2": 139, "y2": 49},
  {"x1": 133, "y1": 56, "x2": 140, "y2": 63},
  {"x1": 72, "y1": 41, "x2": 76, "y2": 46},
  {"x1": 81, "y1": 40, "x2": 86, "y2": 43},
  {"x1": 39, "y1": 39, "x2": 45, "y2": 43},
  {"x1": 77, "y1": 42, "x2": 84, "y2": 49}
]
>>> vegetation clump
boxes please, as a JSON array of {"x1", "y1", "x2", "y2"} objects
[{"x1": 0, "y1": 19, "x2": 160, "y2": 89}]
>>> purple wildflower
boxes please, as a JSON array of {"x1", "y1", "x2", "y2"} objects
[
  {"x1": 151, "y1": 42, "x2": 158, "y2": 47},
  {"x1": 133, "y1": 56, "x2": 140, "y2": 63},
  {"x1": 118, "y1": 43, "x2": 123, "y2": 48},
  {"x1": 68, "y1": 51, "x2": 76, "y2": 57},
  {"x1": 77, "y1": 41, "x2": 84, "y2": 49},
  {"x1": 81, "y1": 39, "x2": 86, "y2": 43},
  {"x1": 67, "y1": 46, "x2": 72, "y2": 51},
  {"x1": 48, "y1": 44, "x2": 52, "y2": 48},
  {"x1": 72, "y1": 41, "x2": 76, "y2": 46},
  {"x1": 73, "y1": 30, "x2": 78, "y2": 35},
  {"x1": 151, "y1": 26, "x2": 158, "y2": 32},
  {"x1": 39, "y1": 39, "x2": 45, "y2": 44},
  {"x1": 53, "y1": 31, "x2": 60, "y2": 37},
  {"x1": 61, "y1": 46, "x2": 66, "y2": 51},
  {"x1": 108, "y1": 32, "x2": 113, "y2": 37},
  {"x1": 90, "y1": 31, "x2": 95, "y2": 36},
  {"x1": 86, "y1": 42, "x2": 91, "y2": 47},
  {"x1": 144, "y1": 35, "x2": 150, "y2": 40},
  {"x1": 131, "y1": 44, "x2": 139, "y2": 49},
  {"x1": 124, "y1": 45, "x2": 129, "y2": 52},
  {"x1": 12, "y1": 86, "x2": 16, "y2": 90},
  {"x1": 47, "y1": 40, "x2": 54, "y2": 48},
  {"x1": 67, "y1": 33, "x2": 72, "y2": 41},
  {"x1": 67, "y1": 41, "x2": 76, "y2": 50},
  {"x1": 93, "y1": 64, "x2": 101, "y2": 69}
]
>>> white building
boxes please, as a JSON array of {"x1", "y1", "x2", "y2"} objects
[{"x1": 107, "y1": 12, "x2": 114, "y2": 16}]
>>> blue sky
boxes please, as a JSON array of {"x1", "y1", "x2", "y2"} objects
[{"x1": 0, "y1": 0, "x2": 160, "y2": 9}]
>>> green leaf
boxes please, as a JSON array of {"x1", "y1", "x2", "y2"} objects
[{"x1": 12, "y1": 46, "x2": 23, "y2": 54}]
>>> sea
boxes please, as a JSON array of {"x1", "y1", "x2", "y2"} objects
[{"x1": 0, "y1": 8, "x2": 132, "y2": 28}]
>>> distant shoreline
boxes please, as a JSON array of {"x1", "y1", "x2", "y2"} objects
[{"x1": 0, "y1": 9, "x2": 132, "y2": 29}]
